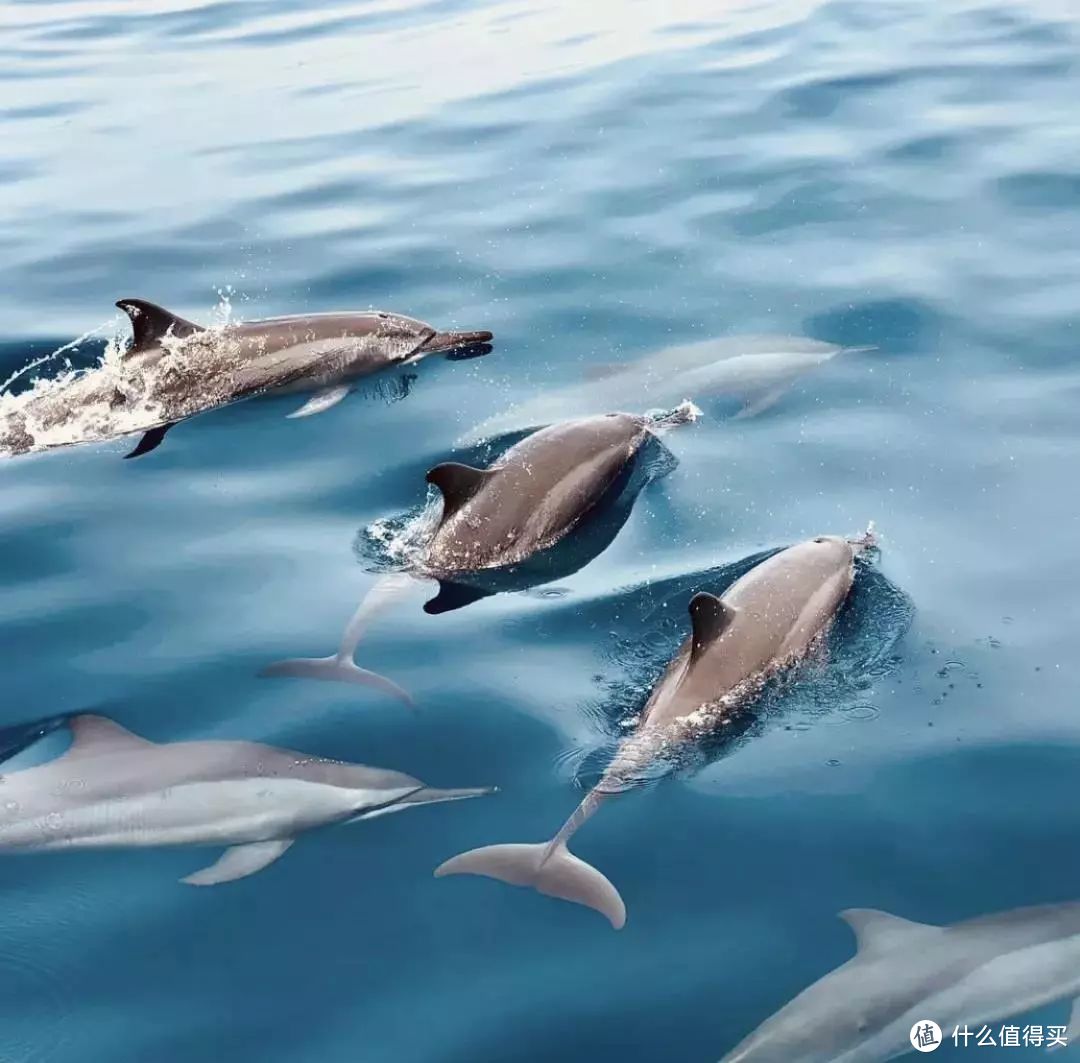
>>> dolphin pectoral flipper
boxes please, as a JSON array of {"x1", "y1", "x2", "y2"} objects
[
  {"x1": 115, "y1": 299, "x2": 203, "y2": 354},
  {"x1": 182, "y1": 839, "x2": 294, "y2": 886},
  {"x1": 733, "y1": 385, "x2": 790, "y2": 419},
  {"x1": 1050, "y1": 996, "x2": 1080, "y2": 1054},
  {"x1": 124, "y1": 422, "x2": 175, "y2": 460},
  {"x1": 583, "y1": 362, "x2": 624, "y2": 381},
  {"x1": 287, "y1": 385, "x2": 351, "y2": 419},
  {"x1": 434, "y1": 841, "x2": 626, "y2": 929}
]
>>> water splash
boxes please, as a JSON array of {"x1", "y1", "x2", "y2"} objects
[
  {"x1": 0, "y1": 318, "x2": 118, "y2": 396},
  {"x1": 0, "y1": 296, "x2": 246, "y2": 458}
]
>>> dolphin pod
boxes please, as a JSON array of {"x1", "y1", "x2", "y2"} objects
[
  {"x1": 434, "y1": 531, "x2": 877, "y2": 928},
  {"x1": 260, "y1": 402, "x2": 700, "y2": 695},
  {"x1": 0, "y1": 298, "x2": 492, "y2": 458},
  {"x1": 720, "y1": 901, "x2": 1080, "y2": 1062},
  {"x1": 10, "y1": 295, "x2": 1058, "y2": 1056},
  {"x1": 0, "y1": 715, "x2": 493, "y2": 884}
]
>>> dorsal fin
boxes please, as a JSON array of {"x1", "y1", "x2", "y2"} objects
[
  {"x1": 687, "y1": 592, "x2": 736, "y2": 656},
  {"x1": 583, "y1": 362, "x2": 624, "y2": 381},
  {"x1": 426, "y1": 462, "x2": 492, "y2": 519},
  {"x1": 116, "y1": 299, "x2": 203, "y2": 354},
  {"x1": 60, "y1": 714, "x2": 155, "y2": 759},
  {"x1": 839, "y1": 908, "x2": 942, "y2": 957}
]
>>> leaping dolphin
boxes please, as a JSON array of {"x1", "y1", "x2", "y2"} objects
[
  {"x1": 720, "y1": 900, "x2": 1080, "y2": 1062},
  {"x1": 262, "y1": 402, "x2": 701, "y2": 698},
  {"x1": 0, "y1": 299, "x2": 493, "y2": 459},
  {"x1": 0, "y1": 714, "x2": 493, "y2": 885},
  {"x1": 435, "y1": 530, "x2": 878, "y2": 928}
]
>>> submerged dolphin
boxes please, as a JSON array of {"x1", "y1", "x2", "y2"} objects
[
  {"x1": 461, "y1": 334, "x2": 870, "y2": 444},
  {"x1": 720, "y1": 900, "x2": 1080, "y2": 1062},
  {"x1": 263, "y1": 402, "x2": 701, "y2": 697},
  {"x1": 435, "y1": 530, "x2": 877, "y2": 928},
  {"x1": 0, "y1": 299, "x2": 493, "y2": 458},
  {"x1": 0, "y1": 715, "x2": 493, "y2": 885}
]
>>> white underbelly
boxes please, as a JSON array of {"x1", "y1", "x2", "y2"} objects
[{"x1": 0, "y1": 779, "x2": 361, "y2": 851}]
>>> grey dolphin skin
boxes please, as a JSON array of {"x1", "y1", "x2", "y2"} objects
[
  {"x1": 0, "y1": 715, "x2": 493, "y2": 885},
  {"x1": 0, "y1": 299, "x2": 493, "y2": 458},
  {"x1": 421, "y1": 404, "x2": 698, "y2": 577},
  {"x1": 435, "y1": 530, "x2": 876, "y2": 928},
  {"x1": 261, "y1": 402, "x2": 701, "y2": 697},
  {"x1": 461, "y1": 335, "x2": 872, "y2": 444},
  {"x1": 720, "y1": 901, "x2": 1080, "y2": 1062}
]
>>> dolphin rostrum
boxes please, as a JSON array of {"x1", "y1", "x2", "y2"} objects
[
  {"x1": 461, "y1": 334, "x2": 871, "y2": 444},
  {"x1": 262, "y1": 402, "x2": 701, "y2": 698},
  {"x1": 0, "y1": 299, "x2": 493, "y2": 459},
  {"x1": 435, "y1": 530, "x2": 878, "y2": 928},
  {"x1": 720, "y1": 900, "x2": 1080, "y2": 1062},
  {"x1": 0, "y1": 715, "x2": 493, "y2": 885}
]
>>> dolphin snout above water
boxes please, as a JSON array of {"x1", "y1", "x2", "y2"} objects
[
  {"x1": 0, "y1": 299, "x2": 494, "y2": 459},
  {"x1": 416, "y1": 328, "x2": 494, "y2": 354}
]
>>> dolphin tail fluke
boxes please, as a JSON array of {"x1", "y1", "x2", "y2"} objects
[
  {"x1": 258, "y1": 654, "x2": 414, "y2": 707},
  {"x1": 434, "y1": 840, "x2": 626, "y2": 929}
]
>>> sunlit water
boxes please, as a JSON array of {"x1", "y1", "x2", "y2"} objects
[{"x1": 2, "y1": 1, "x2": 1079, "y2": 1060}]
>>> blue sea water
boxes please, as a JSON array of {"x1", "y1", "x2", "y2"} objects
[{"x1": 2, "y1": 0, "x2": 1080, "y2": 1059}]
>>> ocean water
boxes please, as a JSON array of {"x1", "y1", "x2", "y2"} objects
[{"x1": 2, "y1": 0, "x2": 1080, "y2": 1060}]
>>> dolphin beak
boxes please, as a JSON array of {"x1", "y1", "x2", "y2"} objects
[
  {"x1": 419, "y1": 329, "x2": 494, "y2": 360},
  {"x1": 399, "y1": 785, "x2": 498, "y2": 805}
]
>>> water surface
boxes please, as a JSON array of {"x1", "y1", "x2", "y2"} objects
[{"x1": 2, "y1": 0, "x2": 1080, "y2": 1059}]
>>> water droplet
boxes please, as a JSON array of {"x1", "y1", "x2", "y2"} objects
[
  {"x1": 4, "y1": 800, "x2": 19, "y2": 812},
  {"x1": 842, "y1": 703, "x2": 880, "y2": 722},
  {"x1": 45, "y1": 812, "x2": 62, "y2": 831}
]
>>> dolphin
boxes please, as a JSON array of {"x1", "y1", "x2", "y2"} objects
[
  {"x1": 0, "y1": 714, "x2": 493, "y2": 885},
  {"x1": 720, "y1": 900, "x2": 1080, "y2": 1062},
  {"x1": 261, "y1": 402, "x2": 701, "y2": 698},
  {"x1": 461, "y1": 334, "x2": 871, "y2": 444},
  {"x1": 434, "y1": 530, "x2": 878, "y2": 928},
  {"x1": 0, "y1": 299, "x2": 493, "y2": 459}
]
